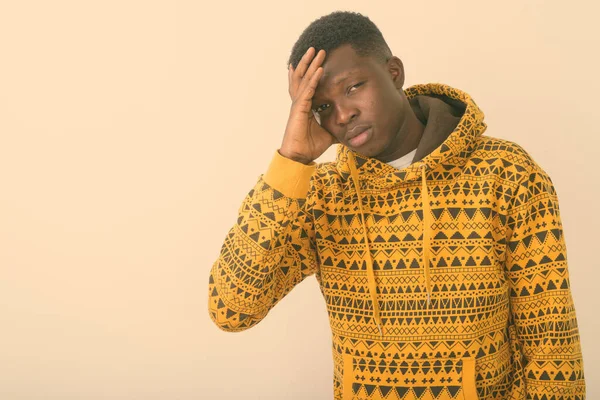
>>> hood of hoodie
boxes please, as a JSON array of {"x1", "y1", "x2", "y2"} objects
[{"x1": 334, "y1": 82, "x2": 488, "y2": 338}]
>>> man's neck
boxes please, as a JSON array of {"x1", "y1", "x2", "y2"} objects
[{"x1": 376, "y1": 111, "x2": 424, "y2": 163}]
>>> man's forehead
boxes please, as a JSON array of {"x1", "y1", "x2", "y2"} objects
[{"x1": 319, "y1": 66, "x2": 363, "y2": 88}]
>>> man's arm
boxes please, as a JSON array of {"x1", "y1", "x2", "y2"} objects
[
  {"x1": 208, "y1": 150, "x2": 319, "y2": 332},
  {"x1": 504, "y1": 160, "x2": 586, "y2": 398}
]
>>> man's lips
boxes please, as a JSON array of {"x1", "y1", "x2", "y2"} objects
[
  {"x1": 346, "y1": 124, "x2": 371, "y2": 141},
  {"x1": 347, "y1": 127, "x2": 372, "y2": 147}
]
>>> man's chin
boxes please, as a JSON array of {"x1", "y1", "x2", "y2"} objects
[{"x1": 356, "y1": 139, "x2": 389, "y2": 159}]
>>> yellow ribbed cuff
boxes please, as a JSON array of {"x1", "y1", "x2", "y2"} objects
[{"x1": 263, "y1": 150, "x2": 317, "y2": 198}]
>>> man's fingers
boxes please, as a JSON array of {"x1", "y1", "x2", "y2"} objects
[
  {"x1": 296, "y1": 66, "x2": 323, "y2": 111},
  {"x1": 292, "y1": 48, "x2": 324, "y2": 91},
  {"x1": 288, "y1": 63, "x2": 293, "y2": 97},
  {"x1": 294, "y1": 47, "x2": 314, "y2": 82},
  {"x1": 289, "y1": 50, "x2": 310, "y2": 99},
  {"x1": 289, "y1": 47, "x2": 326, "y2": 101},
  {"x1": 309, "y1": 66, "x2": 323, "y2": 94},
  {"x1": 296, "y1": 52, "x2": 325, "y2": 100},
  {"x1": 303, "y1": 49, "x2": 325, "y2": 85}
]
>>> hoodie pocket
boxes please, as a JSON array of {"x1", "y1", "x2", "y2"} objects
[{"x1": 342, "y1": 352, "x2": 479, "y2": 400}]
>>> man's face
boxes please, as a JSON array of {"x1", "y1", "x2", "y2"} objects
[{"x1": 311, "y1": 44, "x2": 408, "y2": 159}]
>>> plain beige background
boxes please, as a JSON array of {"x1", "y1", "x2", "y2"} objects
[{"x1": 1, "y1": 1, "x2": 598, "y2": 399}]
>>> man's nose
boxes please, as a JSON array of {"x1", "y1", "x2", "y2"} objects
[{"x1": 335, "y1": 102, "x2": 359, "y2": 127}]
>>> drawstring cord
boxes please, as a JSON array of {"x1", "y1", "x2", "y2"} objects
[
  {"x1": 347, "y1": 152, "x2": 383, "y2": 338},
  {"x1": 347, "y1": 152, "x2": 433, "y2": 340},
  {"x1": 421, "y1": 164, "x2": 433, "y2": 308}
]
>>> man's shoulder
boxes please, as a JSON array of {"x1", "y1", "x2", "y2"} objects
[
  {"x1": 472, "y1": 135, "x2": 560, "y2": 199},
  {"x1": 475, "y1": 135, "x2": 539, "y2": 172}
]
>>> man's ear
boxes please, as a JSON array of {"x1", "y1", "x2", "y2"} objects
[{"x1": 387, "y1": 56, "x2": 405, "y2": 89}]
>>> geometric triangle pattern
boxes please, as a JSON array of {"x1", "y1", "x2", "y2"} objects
[
  {"x1": 503, "y1": 160, "x2": 586, "y2": 399},
  {"x1": 208, "y1": 83, "x2": 586, "y2": 399}
]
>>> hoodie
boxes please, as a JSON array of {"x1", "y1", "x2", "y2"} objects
[{"x1": 208, "y1": 83, "x2": 586, "y2": 399}]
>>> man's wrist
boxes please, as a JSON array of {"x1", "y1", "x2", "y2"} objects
[
  {"x1": 264, "y1": 150, "x2": 317, "y2": 198},
  {"x1": 277, "y1": 149, "x2": 313, "y2": 165}
]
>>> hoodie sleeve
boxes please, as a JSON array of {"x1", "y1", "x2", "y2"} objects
[
  {"x1": 208, "y1": 150, "x2": 319, "y2": 332},
  {"x1": 504, "y1": 162, "x2": 586, "y2": 398}
]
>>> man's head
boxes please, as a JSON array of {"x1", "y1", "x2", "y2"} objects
[{"x1": 287, "y1": 11, "x2": 420, "y2": 161}]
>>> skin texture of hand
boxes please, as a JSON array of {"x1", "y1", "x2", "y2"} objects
[{"x1": 280, "y1": 47, "x2": 339, "y2": 164}]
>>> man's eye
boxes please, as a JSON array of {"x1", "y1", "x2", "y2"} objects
[
  {"x1": 313, "y1": 82, "x2": 364, "y2": 113},
  {"x1": 349, "y1": 82, "x2": 364, "y2": 92},
  {"x1": 314, "y1": 104, "x2": 329, "y2": 113}
]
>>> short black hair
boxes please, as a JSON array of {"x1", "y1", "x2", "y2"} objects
[{"x1": 287, "y1": 11, "x2": 393, "y2": 70}]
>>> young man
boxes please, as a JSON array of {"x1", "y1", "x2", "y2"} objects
[{"x1": 208, "y1": 11, "x2": 586, "y2": 400}]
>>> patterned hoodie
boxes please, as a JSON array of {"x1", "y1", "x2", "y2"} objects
[{"x1": 208, "y1": 83, "x2": 586, "y2": 399}]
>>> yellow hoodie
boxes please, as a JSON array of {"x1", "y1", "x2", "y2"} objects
[{"x1": 208, "y1": 83, "x2": 586, "y2": 399}]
